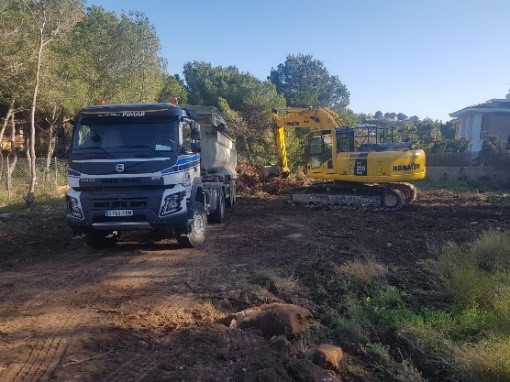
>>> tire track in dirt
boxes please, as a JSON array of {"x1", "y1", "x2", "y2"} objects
[
  {"x1": 60, "y1": 239, "x2": 229, "y2": 381},
  {"x1": 94, "y1": 220, "x2": 236, "y2": 382},
  {"x1": 99, "y1": 353, "x2": 160, "y2": 382},
  {"x1": 101, "y1": 328, "x2": 268, "y2": 382},
  {"x1": 0, "y1": 245, "x2": 142, "y2": 382},
  {"x1": 2, "y1": 311, "x2": 78, "y2": 382}
]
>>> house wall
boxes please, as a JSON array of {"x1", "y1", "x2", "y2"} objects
[
  {"x1": 469, "y1": 113, "x2": 483, "y2": 152},
  {"x1": 455, "y1": 112, "x2": 510, "y2": 152},
  {"x1": 486, "y1": 113, "x2": 510, "y2": 146},
  {"x1": 451, "y1": 99, "x2": 510, "y2": 153}
]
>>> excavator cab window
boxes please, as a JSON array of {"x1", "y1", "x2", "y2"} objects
[
  {"x1": 306, "y1": 131, "x2": 332, "y2": 169},
  {"x1": 336, "y1": 128, "x2": 355, "y2": 152}
]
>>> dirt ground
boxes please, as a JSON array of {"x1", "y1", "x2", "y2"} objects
[{"x1": 0, "y1": 188, "x2": 509, "y2": 381}]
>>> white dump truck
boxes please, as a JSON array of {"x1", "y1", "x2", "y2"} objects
[{"x1": 65, "y1": 102, "x2": 237, "y2": 248}]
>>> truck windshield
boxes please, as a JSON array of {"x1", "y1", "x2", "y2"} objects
[{"x1": 72, "y1": 115, "x2": 179, "y2": 153}]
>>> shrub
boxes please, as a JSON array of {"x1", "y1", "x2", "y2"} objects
[
  {"x1": 426, "y1": 231, "x2": 510, "y2": 380},
  {"x1": 471, "y1": 231, "x2": 510, "y2": 272},
  {"x1": 435, "y1": 231, "x2": 510, "y2": 309},
  {"x1": 456, "y1": 335, "x2": 510, "y2": 382},
  {"x1": 339, "y1": 259, "x2": 388, "y2": 287}
]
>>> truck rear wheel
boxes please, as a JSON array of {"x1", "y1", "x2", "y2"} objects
[
  {"x1": 209, "y1": 191, "x2": 225, "y2": 224},
  {"x1": 176, "y1": 202, "x2": 207, "y2": 248}
]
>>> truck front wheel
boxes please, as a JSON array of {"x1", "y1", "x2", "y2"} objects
[
  {"x1": 85, "y1": 230, "x2": 119, "y2": 248},
  {"x1": 176, "y1": 202, "x2": 207, "y2": 248}
]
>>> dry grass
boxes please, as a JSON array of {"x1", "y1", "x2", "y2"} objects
[
  {"x1": 456, "y1": 336, "x2": 510, "y2": 382},
  {"x1": 422, "y1": 230, "x2": 510, "y2": 381},
  {"x1": 338, "y1": 259, "x2": 388, "y2": 286},
  {"x1": 435, "y1": 231, "x2": 510, "y2": 308},
  {"x1": 247, "y1": 270, "x2": 300, "y2": 295}
]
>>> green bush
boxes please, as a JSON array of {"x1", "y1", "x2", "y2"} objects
[
  {"x1": 363, "y1": 286, "x2": 423, "y2": 328},
  {"x1": 471, "y1": 231, "x2": 510, "y2": 272},
  {"x1": 425, "y1": 231, "x2": 510, "y2": 381},
  {"x1": 435, "y1": 231, "x2": 510, "y2": 309}
]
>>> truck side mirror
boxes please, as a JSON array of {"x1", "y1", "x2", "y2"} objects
[{"x1": 190, "y1": 122, "x2": 201, "y2": 140}]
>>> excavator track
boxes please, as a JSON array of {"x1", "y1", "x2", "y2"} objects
[{"x1": 288, "y1": 182, "x2": 415, "y2": 211}]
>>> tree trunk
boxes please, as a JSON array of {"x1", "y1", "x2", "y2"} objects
[
  {"x1": 25, "y1": 27, "x2": 45, "y2": 208},
  {"x1": 44, "y1": 131, "x2": 57, "y2": 183},
  {"x1": 44, "y1": 105, "x2": 58, "y2": 183},
  {"x1": 0, "y1": 153, "x2": 3, "y2": 184},
  {"x1": 7, "y1": 153, "x2": 18, "y2": 196}
]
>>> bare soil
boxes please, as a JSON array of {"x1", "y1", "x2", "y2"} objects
[{"x1": 0, "y1": 188, "x2": 509, "y2": 381}]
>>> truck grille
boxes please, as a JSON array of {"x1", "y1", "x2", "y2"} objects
[{"x1": 93, "y1": 199, "x2": 148, "y2": 209}]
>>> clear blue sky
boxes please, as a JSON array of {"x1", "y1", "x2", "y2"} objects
[{"x1": 86, "y1": 0, "x2": 509, "y2": 122}]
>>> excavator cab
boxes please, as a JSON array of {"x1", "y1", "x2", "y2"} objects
[
  {"x1": 306, "y1": 130, "x2": 332, "y2": 170},
  {"x1": 305, "y1": 128, "x2": 355, "y2": 171}
]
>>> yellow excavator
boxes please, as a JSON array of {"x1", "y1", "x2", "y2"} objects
[{"x1": 271, "y1": 107, "x2": 426, "y2": 209}]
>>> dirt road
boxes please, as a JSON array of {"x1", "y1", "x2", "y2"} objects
[{"x1": 0, "y1": 190, "x2": 509, "y2": 381}]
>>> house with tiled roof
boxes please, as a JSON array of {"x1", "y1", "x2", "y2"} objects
[{"x1": 450, "y1": 99, "x2": 510, "y2": 152}]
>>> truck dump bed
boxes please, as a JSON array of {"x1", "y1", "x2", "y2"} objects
[{"x1": 181, "y1": 105, "x2": 237, "y2": 178}]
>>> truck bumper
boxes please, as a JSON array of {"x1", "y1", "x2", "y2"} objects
[
  {"x1": 66, "y1": 188, "x2": 189, "y2": 234},
  {"x1": 67, "y1": 208, "x2": 189, "y2": 233}
]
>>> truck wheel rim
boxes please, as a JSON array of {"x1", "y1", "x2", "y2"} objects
[{"x1": 193, "y1": 211, "x2": 205, "y2": 234}]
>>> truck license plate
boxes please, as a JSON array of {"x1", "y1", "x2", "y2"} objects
[{"x1": 106, "y1": 210, "x2": 133, "y2": 217}]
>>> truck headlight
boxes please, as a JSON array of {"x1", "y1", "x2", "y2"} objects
[
  {"x1": 160, "y1": 191, "x2": 185, "y2": 216},
  {"x1": 66, "y1": 195, "x2": 83, "y2": 219}
]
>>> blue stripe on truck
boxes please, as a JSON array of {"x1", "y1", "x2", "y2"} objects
[{"x1": 161, "y1": 154, "x2": 200, "y2": 175}]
